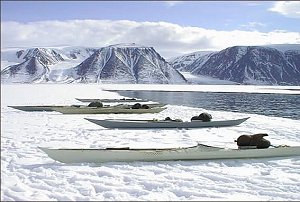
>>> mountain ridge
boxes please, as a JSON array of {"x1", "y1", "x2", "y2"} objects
[
  {"x1": 2, "y1": 44, "x2": 299, "y2": 85},
  {"x1": 1, "y1": 44, "x2": 186, "y2": 84},
  {"x1": 169, "y1": 45, "x2": 300, "y2": 85}
]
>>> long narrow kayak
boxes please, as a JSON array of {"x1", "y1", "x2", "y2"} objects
[
  {"x1": 84, "y1": 117, "x2": 250, "y2": 129},
  {"x1": 53, "y1": 106, "x2": 166, "y2": 114},
  {"x1": 76, "y1": 98, "x2": 149, "y2": 103},
  {"x1": 8, "y1": 103, "x2": 165, "y2": 112},
  {"x1": 39, "y1": 144, "x2": 300, "y2": 163},
  {"x1": 8, "y1": 105, "x2": 80, "y2": 112}
]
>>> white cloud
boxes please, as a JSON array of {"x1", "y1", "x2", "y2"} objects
[
  {"x1": 240, "y1": 22, "x2": 266, "y2": 31},
  {"x1": 1, "y1": 20, "x2": 300, "y2": 58},
  {"x1": 269, "y1": 1, "x2": 300, "y2": 18}
]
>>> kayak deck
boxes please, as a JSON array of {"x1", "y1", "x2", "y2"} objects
[
  {"x1": 53, "y1": 106, "x2": 166, "y2": 114},
  {"x1": 76, "y1": 98, "x2": 149, "y2": 103},
  {"x1": 8, "y1": 103, "x2": 166, "y2": 113},
  {"x1": 84, "y1": 117, "x2": 250, "y2": 129}
]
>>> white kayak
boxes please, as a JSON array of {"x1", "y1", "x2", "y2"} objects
[
  {"x1": 39, "y1": 144, "x2": 300, "y2": 164},
  {"x1": 84, "y1": 117, "x2": 250, "y2": 129}
]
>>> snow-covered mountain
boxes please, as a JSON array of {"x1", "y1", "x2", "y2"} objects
[
  {"x1": 1, "y1": 56, "x2": 50, "y2": 83},
  {"x1": 168, "y1": 51, "x2": 214, "y2": 71},
  {"x1": 65, "y1": 44, "x2": 186, "y2": 84},
  {"x1": 1, "y1": 47, "x2": 97, "y2": 83},
  {"x1": 263, "y1": 44, "x2": 300, "y2": 52},
  {"x1": 181, "y1": 46, "x2": 300, "y2": 85},
  {"x1": 1, "y1": 48, "x2": 66, "y2": 83},
  {"x1": 1, "y1": 44, "x2": 186, "y2": 84},
  {"x1": 3, "y1": 44, "x2": 299, "y2": 85}
]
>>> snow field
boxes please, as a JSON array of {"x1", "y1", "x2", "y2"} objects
[{"x1": 1, "y1": 84, "x2": 300, "y2": 201}]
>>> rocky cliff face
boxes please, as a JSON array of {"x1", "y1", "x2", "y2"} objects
[
  {"x1": 0, "y1": 48, "x2": 63, "y2": 83},
  {"x1": 68, "y1": 44, "x2": 187, "y2": 84},
  {"x1": 181, "y1": 46, "x2": 300, "y2": 85}
]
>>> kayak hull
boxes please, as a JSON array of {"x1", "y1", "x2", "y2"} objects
[
  {"x1": 8, "y1": 105, "x2": 65, "y2": 112},
  {"x1": 53, "y1": 106, "x2": 166, "y2": 114},
  {"x1": 85, "y1": 117, "x2": 250, "y2": 129},
  {"x1": 39, "y1": 144, "x2": 300, "y2": 164},
  {"x1": 9, "y1": 104, "x2": 165, "y2": 113}
]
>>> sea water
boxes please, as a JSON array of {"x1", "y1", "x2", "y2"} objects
[{"x1": 116, "y1": 90, "x2": 300, "y2": 120}]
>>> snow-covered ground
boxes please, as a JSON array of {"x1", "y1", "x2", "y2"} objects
[
  {"x1": 1, "y1": 84, "x2": 300, "y2": 201},
  {"x1": 181, "y1": 72, "x2": 238, "y2": 85}
]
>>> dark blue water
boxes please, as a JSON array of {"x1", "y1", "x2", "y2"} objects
[{"x1": 115, "y1": 90, "x2": 300, "y2": 120}]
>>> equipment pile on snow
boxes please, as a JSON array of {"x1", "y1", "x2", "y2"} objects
[
  {"x1": 191, "y1": 112, "x2": 212, "y2": 122},
  {"x1": 235, "y1": 133, "x2": 271, "y2": 149}
]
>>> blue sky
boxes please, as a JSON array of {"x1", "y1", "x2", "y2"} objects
[
  {"x1": 2, "y1": 1, "x2": 299, "y2": 32},
  {"x1": 1, "y1": 1, "x2": 300, "y2": 57}
]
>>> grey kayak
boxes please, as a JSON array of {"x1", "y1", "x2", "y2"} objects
[
  {"x1": 39, "y1": 144, "x2": 300, "y2": 164},
  {"x1": 8, "y1": 105, "x2": 80, "y2": 112},
  {"x1": 8, "y1": 103, "x2": 165, "y2": 112},
  {"x1": 53, "y1": 106, "x2": 166, "y2": 114},
  {"x1": 85, "y1": 117, "x2": 250, "y2": 129},
  {"x1": 76, "y1": 98, "x2": 149, "y2": 103}
]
